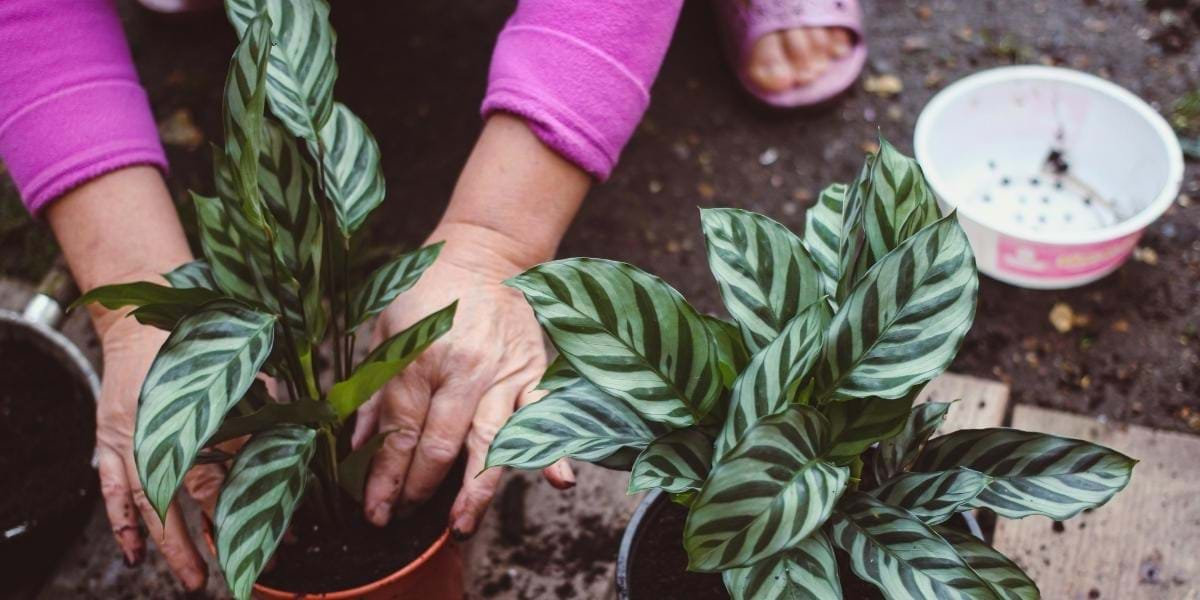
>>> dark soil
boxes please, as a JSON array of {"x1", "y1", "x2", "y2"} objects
[{"x1": 257, "y1": 458, "x2": 463, "y2": 593}]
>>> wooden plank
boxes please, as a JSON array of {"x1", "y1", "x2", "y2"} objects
[
  {"x1": 463, "y1": 372, "x2": 1009, "y2": 599},
  {"x1": 993, "y1": 405, "x2": 1200, "y2": 599}
]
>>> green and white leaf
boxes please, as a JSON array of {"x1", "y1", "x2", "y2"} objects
[
  {"x1": 135, "y1": 305, "x2": 276, "y2": 520},
  {"x1": 873, "y1": 400, "x2": 953, "y2": 482},
  {"x1": 869, "y1": 468, "x2": 990, "y2": 524},
  {"x1": 700, "y1": 208, "x2": 823, "y2": 352},
  {"x1": 813, "y1": 214, "x2": 978, "y2": 404},
  {"x1": 936, "y1": 527, "x2": 1040, "y2": 600},
  {"x1": 714, "y1": 300, "x2": 831, "y2": 460},
  {"x1": 309, "y1": 103, "x2": 385, "y2": 236},
  {"x1": 214, "y1": 426, "x2": 315, "y2": 600},
  {"x1": 193, "y1": 191, "x2": 260, "y2": 303},
  {"x1": 73, "y1": 281, "x2": 224, "y2": 312},
  {"x1": 835, "y1": 157, "x2": 873, "y2": 302},
  {"x1": 912, "y1": 429, "x2": 1136, "y2": 520},
  {"x1": 823, "y1": 391, "x2": 917, "y2": 464},
  {"x1": 830, "y1": 491, "x2": 999, "y2": 600},
  {"x1": 862, "y1": 139, "x2": 942, "y2": 267},
  {"x1": 804, "y1": 183, "x2": 847, "y2": 300},
  {"x1": 507, "y1": 258, "x2": 721, "y2": 428},
  {"x1": 486, "y1": 379, "x2": 666, "y2": 470},
  {"x1": 164, "y1": 260, "x2": 219, "y2": 290},
  {"x1": 226, "y1": 0, "x2": 337, "y2": 140},
  {"x1": 209, "y1": 398, "x2": 335, "y2": 446},
  {"x1": 629, "y1": 428, "x2": 713, "y2": 494},
  {"x1": 347, "y1": 242, "x2": 442, "y2": 330},
  {"x1": 536, "y1": 355, "x2": 579, "y2": 392},
  {"x1": 685, "y1": 405, "x2": 848, "y2": 571},
  {"x1": 338, "y1": 430, "x2": 391, "y2": 503},
  {"x1": 722, "y1": 531, "x2": 842, "y2": 600},
  {"x1": 327, "y1": 301, "x2": 456, "y2": 419},
  {"x1": 703, "y1": 315, "x2": 750, "y2": 388},
  {"x1": 222, "y1": 14, "x2": 272, "y2": 226}
]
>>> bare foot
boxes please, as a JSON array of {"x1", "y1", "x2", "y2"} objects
[{"x1": 746, "y1": 27, "x2": 853, "y2": 94}]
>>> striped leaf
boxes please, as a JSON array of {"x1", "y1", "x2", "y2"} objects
[
  {"x1": 536, "y1": 355, "x2": 579, "y2": 392},
  {"x1": 703, "y1": 315, "x2": 750, "y2": 388},
  {"x1": 714, "y1": 300, "x2": 831, "y2": 461},
  {"x1": 721, "y1": 531, "x2": 842, "y2": 600},
  {"x1": 74, "y1": 281, "x2": 224, "y2": 312},
  {"x1": 226, "y1": 0, "x2": 337, "y2": 140},
  {"x1": 629, "y1": 428, "x2": 714, "y2": 494},
  {"x1": 134, "y1": 305, "x2": 276, "y2": 521},
  {"x1": 873, "y1": 401, "x2": 953, "y2": 483},
  {"x1": 804, "y1": 183, "x2": 847, "y2": 300},
  {"x1": 507, "y1": 258, "x2": 721, "y2": 428},
  {"x1": 869, "y1": 468, "x2": 990, "y2": 524},
  {"x1": 823, "y1": 391, "x2": 917, "y2": 464},
  {"x1": 700, "y1": 208, "x2": 822, "y2": 352},
  {"x1": 862, "y1": 139, "x2": 942, "y2": 268},
  {"x1": 685, "y1": 405, "x2": 849, "y2": 571},
  {"x1": 486, "y1": 379, "x2": 666, "y2": 470},
  {"x1": 164, "y1": 260, "x2": 219, "y2": 290},
  {"x1": 222, "y1": 14, "x2": 272, "y2": 227},
  {"x1": 347, "y1": 243, "x2": 442, "y2": 330},
  {"x1": 813, "y1": 214, "x2": 978, "y2": 404},
  {"x1": 835, "y1": 157, "x2": 873, "y2": 302},
  {"x1": 912, "y1": 429, "x2": 1136, "y2": 520},
  {"x1": 309, "y1": 103, "x2": 385, "y2": 236},
  {"x1": 328, "y1": 302, "x2": 456, "y2": 419},
  {"x1": 192, "y1": 192, "x2": 259, "y2": 302},
  {"x1": 214, "y1": 426, "x2": 315, "y2": 600},
  {"x1": 830, "y1": 491, "x2": 999, "y2": 600},
  {"x1": 936, "y1": 528, "x2": 1040, "y2": 599}
]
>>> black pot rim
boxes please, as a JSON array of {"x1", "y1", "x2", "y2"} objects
[{"x1": 614, "y1": 489, "x2": 664, "y2": 600}]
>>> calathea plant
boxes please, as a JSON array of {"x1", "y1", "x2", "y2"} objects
[
  {"x1": 485, "y1": 140, "x2": 1136, "y2": 598},
  {"x1": 75, "y1": 1, "x2": 455, "y2": 598}
]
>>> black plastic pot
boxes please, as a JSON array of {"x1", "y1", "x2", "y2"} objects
[{"x1": 615, "y1": 490, "x2": 663, "y2": 600}]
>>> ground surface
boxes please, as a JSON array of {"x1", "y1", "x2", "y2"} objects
[{"x1": 1, "y1": 0, "x2": 1199, "y2": 597}]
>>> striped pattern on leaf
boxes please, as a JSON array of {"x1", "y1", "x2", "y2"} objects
[
  {"x1": 813, "y1": 214, "x2": 978, "y2": 404},
  {"x1": 912, "y1": 429, "x2": 1136, "y2": 520},
  {"x1": 714, "y1": 299, "x2": 831, "y2": 461},
  {"x1": 214, "y1": 426, "x2": 315, "y2": 600},
  {"x1": 507, "y1": 258, "x2": 721, "y2": 428},
  {"x1": 823, "y1": 391, "x2": 917, "y2": 464},
  {"x1": 536, "y1": 355, "x2": 579, "y2": 392},
  {"x1": 721, "y1": 531, "x2": 842, "y2": 600},
  {"x1": 347, "y1": 243, "x2": 442, "y2": 330},
  {"x1": 862, "y1": 140, "x2": 942, "y2": 267},
  {"x1": 804, "y1": 183, "x2": 847, "y2": 300},
  {"x1": 222, "y1": 14, "x2": 271, "y2": 226},
  {"x1": 309, "y1": 103, "x2": 385, "y2": 236},
  {"x1": 629, "y1": 428, "x2": 713, "y2": 494},
  {"x1": 134, "y1": 305, "x2": 276, "y2": 520},
  {"x1": 685, "y1": 405, "x2": 848, "y2": 571},
  {"x1": 936, "y1": 527, "x2": 1040, "y2": 600},
  {"x1": 830, "y1": 491, "x2": 999, "y2": 600},
  {"x1": 226, "y1": 0, "x2": 337, "y2": 140},
  {"x1": 486, "y1": 379, "x2": 666, "y2": 470},
  {"x1": 703, "y1": 315, "x2": 750, "y2": 388},
  {"x1": 164, "y1": 260, "x2": 219, "y2": 290},
  {"x1": 873, "y1": 401, "x2": 953, "y2": 483},
  {"x1": 700, "y1": 208, "x2": 822, "y2": 352},
  {"x1": 835, "y1": 157, "x2": 873, "y2": 302},
  {"x1": 195, "y1": 189, "x2": 262, "y2": 305},
  {"x1": 869, "y1": 468, "x2": 990, "y2": 524}
]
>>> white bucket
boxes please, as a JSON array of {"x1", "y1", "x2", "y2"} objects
[{"x1": 914, "y1": 66, "x2": 1185, "y2": 289}]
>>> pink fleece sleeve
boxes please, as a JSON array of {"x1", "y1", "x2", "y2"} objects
[
  {"x1": 482, "y1": 0, "x2": 683, "y2": 181},
  {"x1": 0, "y1": 0, "x2": 167, "y2": 215}
]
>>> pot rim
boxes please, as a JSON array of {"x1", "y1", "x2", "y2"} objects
[
  {"x1": 615, "y1": 489, "x2": 664, "y2": 600},
  {"x1": 914, "y1": 65, "x2": 1185, "y2": 246}
]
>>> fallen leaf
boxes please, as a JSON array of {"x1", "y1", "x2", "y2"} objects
[
  {"x1": 864, "y1": 74, "x2": 903, "y2": 97},
  {"x1": 1111, "y1": 319, "x2": 1130, "y2": 333},
  {"x1": 157, "y1": 108, "x2": 204, "y2": 151},
  {"x1": 697, "y1": 182, "x2": 716, "y2": 200},
  {"x1": 1049, "y1": 302, "x2": 1075, "y2": 333},
  {"x1": 1133, "y1": 246, "x2": 1159, "y2": 265}
]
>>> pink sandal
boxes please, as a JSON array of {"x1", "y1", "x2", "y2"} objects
[{"x1": 715, "y1": 0, "x2": 868, "y2": 108}]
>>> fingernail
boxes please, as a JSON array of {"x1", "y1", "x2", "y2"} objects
[
  {"x1": 123, "y1": 548, "x2": 144, "y2": 568},
  {"x1": 368, "y1": 503, "x2": 391, "y2": 526},
  {"x1": 768, "y1": 63, "x2": 791, "y2": 82},
  {"x1": 559, "y1": 463, "x2": 576, "y2": 486},
  {"x1": 450, "y1": 515, "x2": 475, "y2": 541},
  {"x1": 181, "y1": 566, "x2": 207, "y2": 592}
]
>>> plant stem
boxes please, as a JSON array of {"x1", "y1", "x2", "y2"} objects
[
  {"x1": 849, "y1": 457, "x2": 864, "y2": 491},
  {"x1": 261, "y1": 228, "x2": 309, "y2": 400}
]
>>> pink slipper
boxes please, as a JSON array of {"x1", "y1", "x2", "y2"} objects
[{"x1": 715, "y1": 0, "x2": 868, "y2": 108}]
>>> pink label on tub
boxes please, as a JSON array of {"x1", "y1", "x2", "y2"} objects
[{"x1": 996, "y1": 232, "x2": 1141, "y2": 279}]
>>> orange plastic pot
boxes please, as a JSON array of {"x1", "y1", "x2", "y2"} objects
[{"x1": 204, "y1": 524, "x2": 463, "y2": 599}]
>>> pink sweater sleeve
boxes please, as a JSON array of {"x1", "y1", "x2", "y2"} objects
[
  {"x1": 482, "y1": 0, "x2": 683, "y2": 181},
  {"x1": 0, "y1": 0, "x2": 166, "y2": 215}
]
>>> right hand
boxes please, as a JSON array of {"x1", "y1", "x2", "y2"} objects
[{"x1": 94, "y1": 314, "x2": 224, "y2": 591}]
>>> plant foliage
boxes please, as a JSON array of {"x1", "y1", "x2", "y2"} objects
[
  {"x1": 486, "y1": 140, "x2": 1136, "y2": 599},
  {"x1": 74, "y1": 2, "x2": 454, "y2": 597}
]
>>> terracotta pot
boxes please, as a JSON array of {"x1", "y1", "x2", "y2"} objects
[{"x1": 204, "y1": 524, "x2": 463, "y2": 599}]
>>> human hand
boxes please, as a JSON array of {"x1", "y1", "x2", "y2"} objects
[{"x1": 353, "y1": 223, "x2": 576, "y2": 538}]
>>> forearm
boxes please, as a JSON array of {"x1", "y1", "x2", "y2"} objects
[
  {"x1": 45, "y1": 166, "x2": 193, "y2": 335},
  {"x1": 434, "y1": 113, "x2": 589, "y2": 271}
]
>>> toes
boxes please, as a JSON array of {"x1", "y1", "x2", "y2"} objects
[
  {"x1": 783, "y1": 29, "x2": 818, "y2": 83},
  {"x1": 828, "y1": 28, "x2": 853, "y2": 58},
  {"x1": 746, "y1": 32, "x2": 793, "y2": 93}
]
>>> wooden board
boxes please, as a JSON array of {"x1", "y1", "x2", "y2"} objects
[
  {"x1": 463, "y1": 373, "x2": 1010, "y2": 599},
  {"x1": 993, "y1": 405, "x2": 1200, "y2": 599}
]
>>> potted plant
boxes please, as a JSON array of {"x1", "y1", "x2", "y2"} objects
[
  {"x1": 75, "y1": 1, "x2": 461, "y2": 598},
  {"x1": 486, "y1": 140, "x2": 1137, "y2": 598}
]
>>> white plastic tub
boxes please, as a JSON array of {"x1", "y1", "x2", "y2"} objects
[{"x1": 914, "y1": 66, "x2": 1185, "y2": 289}]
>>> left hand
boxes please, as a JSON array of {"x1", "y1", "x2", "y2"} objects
[{"x1": 353, "y1": 222, "x2": 575, "y2": 538}]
